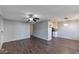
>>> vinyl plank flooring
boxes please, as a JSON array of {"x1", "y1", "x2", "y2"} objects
[{"x1": 2, "y1": 36, "x2": 79, "y2": 54}]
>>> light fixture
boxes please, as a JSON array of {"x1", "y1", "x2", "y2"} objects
[
  {"x1": 33, "y1": 14, "x2": 38, "y2": 17},
  {"x1": 63, "y1": 17, "x2": 69, "y2": 26},
  {"x1": 25, "y1": 14, "x2": 40, "y2": 23},
  {"x1": 64, "y1": 17, "x2": 68, "y2": 19},
  {"x1": 64, "y1": 23, "x2": 68, "y2": 26}
]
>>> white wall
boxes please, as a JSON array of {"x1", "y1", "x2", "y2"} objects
[
  {"x1": 32, "y1": 21, "x2": 49, "y2": 41},
  {"x1": 48, "y1": 21, "x2": 52, "y2": 40},
  {"x1": 0, "y1": 16, "x2": 4, "y2": 48},
  {"x1": 57, "y1": 20, "x2": 79, "y2": 40},
  {"x1": 3, "y1": 20, "x2": 30, "y2": 42},
  {"x1": 30, "y1": 24, "x2": 33, "y2": 35}
]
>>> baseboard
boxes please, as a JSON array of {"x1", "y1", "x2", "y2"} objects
[
  {"x1": 31, "y1": 34, "x2": 50, "y2": 41},
  {"x1": 31, "y1": 35, "x2": 49, "y2": 45},
  {"x1": 3, "y1": 38, "x2": 30, "y2": 44},
  {"x1": 31, "y1": 35, "x2": 50, "y2": 41},
  {"x1": 57, "y1": 37, "x2": 79, "y2": 41},
  {"x1": 3, "y1": 35, "x2": 50, "y2": 46}
]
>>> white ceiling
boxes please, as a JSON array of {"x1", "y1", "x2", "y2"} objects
[{"x1": 0, "y1": 5, "x2": 79, "y2": 22}]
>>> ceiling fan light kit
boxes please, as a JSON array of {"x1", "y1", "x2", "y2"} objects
[{"x1": 25, "y1": 14, "x2": 39, "y2": 24}]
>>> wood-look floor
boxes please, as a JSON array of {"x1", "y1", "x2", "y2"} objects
[{"x1": 2, "y1": 36, "x2": 79, "y2": 54}]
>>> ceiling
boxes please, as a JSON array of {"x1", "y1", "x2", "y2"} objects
[{"x1": 0, "y1": 5, "x2": 79, "y2": 22}]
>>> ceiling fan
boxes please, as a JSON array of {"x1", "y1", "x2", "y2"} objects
[{"x1": 25, "y1": 14, "x2": 40, "y2": 24}]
